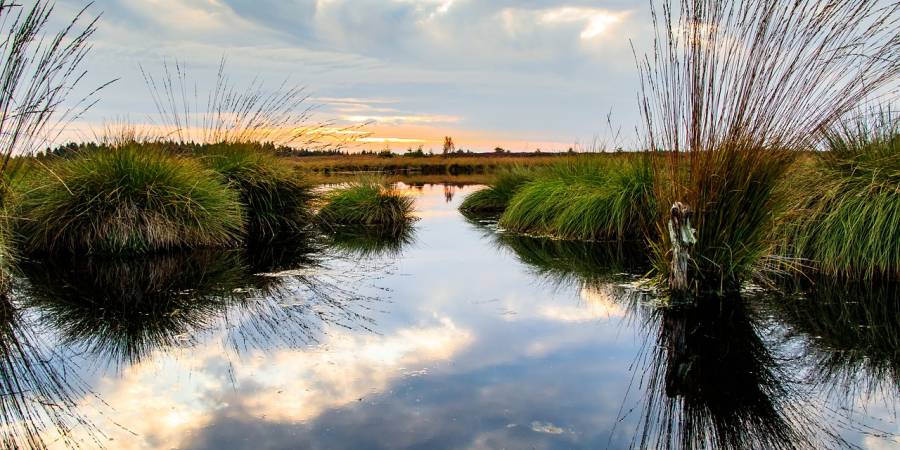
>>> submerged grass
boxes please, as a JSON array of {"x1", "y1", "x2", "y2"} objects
[
  {"x1": 317, "y1": 178, "x2": 415, "y2": 232},
  {"x1": 777, "y1": 109, "x2": 900, "y2": 280},
  {"x1": 498, "y1": 156, "x2": 656, "y2": 241},
  {"x1": 16, "y1": 145, "x2": 245, "y2": 255}
]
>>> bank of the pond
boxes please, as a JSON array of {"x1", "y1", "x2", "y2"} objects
[{"x1": 460, "y1": 127, "x2": 900, "y2": 286}]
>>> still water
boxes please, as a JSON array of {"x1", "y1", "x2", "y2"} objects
[{"x1": 3, "y1": 184, "x2": 897, "y2": 449}]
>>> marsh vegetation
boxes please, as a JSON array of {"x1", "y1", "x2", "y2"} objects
[{"x1": 0, "y1": 0, "x2": 896, "y2": 448}]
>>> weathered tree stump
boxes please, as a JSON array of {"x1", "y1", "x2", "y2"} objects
[{"x1": 668, "y1": 202, "x2": 696, "y2": 296}]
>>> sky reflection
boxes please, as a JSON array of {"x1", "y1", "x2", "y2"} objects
[{"x1": 1, "y1": 184, "x2": 894, "y2": 449}]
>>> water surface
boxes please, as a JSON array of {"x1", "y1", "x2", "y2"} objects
[{"x1": 4, "y1": 184, "x2": 898, "y2": 449}]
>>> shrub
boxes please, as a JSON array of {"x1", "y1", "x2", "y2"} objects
[{"x1": 16, "y1": 146, "x2": 245, "y2": 255}]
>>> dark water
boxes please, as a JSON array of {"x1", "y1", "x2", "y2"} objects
[{"x1": 2, "y1": 184, "x2": 897, "y2": 449}]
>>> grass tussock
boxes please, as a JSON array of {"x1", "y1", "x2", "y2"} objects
[
  {"x1": 0, "y1": 0, "x2": 101, "y2": 291},
  {"x1": 317, "y1": 178, "x2": 415, "y2": 232},
  {"x1": 459, "y1": 168, "x2": 533, "y2": 214},
  {"x1": 16, "y1": 146, "x2": 245, "y2": 255},
  {"x1": 498, "y1": 156, "x2": 656, "y2": 241},
  {"x1": 650, "y1": 146, "x2": 793, "y2": 295},
  {"x1": 778, "y1": 109, "x2": 900, "y2": 280},
  {"x1": 198, "y1": 143, "x2": 315, "y2": 241},
  {"x1": 638, "y1": 0, "x2": 900, "y2": 295}
]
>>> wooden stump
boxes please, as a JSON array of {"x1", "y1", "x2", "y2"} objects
[{"x1": 668, "y1": 202, "x2": 696, "y2": 296}]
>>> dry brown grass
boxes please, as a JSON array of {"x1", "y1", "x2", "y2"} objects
[{"x1": 286, "y1": 153, "x2": 601, "y2": 175}]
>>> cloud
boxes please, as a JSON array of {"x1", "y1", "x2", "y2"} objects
[
  {"x1": 58, "y1": 0, "x2": 651, "y2": 151},
  {"x1": 51, "y1": 317, "x2": 472, "y2": 449},
  {"x1": 341, "y1": 113, "x2": 460, "y2": 125},
  {"x1": 537, "y1": 285, "x2": 626, "y2": 323}
]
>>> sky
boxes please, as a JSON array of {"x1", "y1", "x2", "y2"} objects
[{"x1": 54, "y1": 0, "x2": 655, "y2": 152}]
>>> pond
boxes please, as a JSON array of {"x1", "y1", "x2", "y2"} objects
[{"x1": 2, "y1": 184, "x2": 897, "y2": 449}]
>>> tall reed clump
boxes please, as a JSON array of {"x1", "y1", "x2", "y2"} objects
[
  {"x1": 778, "y1": 108, "x2": 900, "y2": 280},
  {"x1": 198, "y1": 143, "x2": 315, "y2": 241},
  {"x1": 0, "y1": 0, "x2": 101, "y2": 286},
  {"x1": 317, "y1": 179, "x2": 415, "y2": 232},
  {"x1": 638, "y1": 0, "x2": 900, "y2": 296},
  {"x1": 16, "y1": 146, "x2": 245, "y2": 255},
  {"x1": 458, "y1": 168, "x2": 533, "y2": 215},
  {"x1": 142, "y1": 58, "x2": 361, "y2": 150},
  {"x1": 498, "y1": 155, "x2": 656, "y2": 241}
]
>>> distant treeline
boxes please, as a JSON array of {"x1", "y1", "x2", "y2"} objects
[{"x1": 39, "y1": 141, "x2": 349, "y2": 159}]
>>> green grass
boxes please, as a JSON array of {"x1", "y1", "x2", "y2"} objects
[
  {"x1": 498, "y1": 156, "x2": 656, "y2": 241},
  {"x1": 197, "y1": 143, "x2": 315, "y2": 242},
  {"x1": 635, "y1": 0, "x2": 898, "y2": 297},
  {"x1": 777, "y1": 109, "x2": 900, "y2": 280},
  {"x1": 651, "y1": 145, "x2": 792, "y2": 295},
  {"x1": 317, "y1": 178, "x2": 415, "y2": 232},
  {"x1": 458, "y1": 168, "x2": 533, "y2": 215},
  {"x1": 15, "y1": 145, "x2": 245, "y2": 255}
]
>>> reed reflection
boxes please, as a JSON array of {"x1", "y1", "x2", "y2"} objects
[
  {"x1": 20, "y1": 238, "x2": 383, "y2": 369},
  {"x1": 772, "y1": 280, "x2": 899, "y2": 409},
  {"x1": 0, "y1": 294, "x2": 101, "y2": 449},
  {"x1": 625, "y1": 294, "x2": 844, "y2": 450},
  {"x1": 470, "y1": 214, "x2": 647, "y2": 289},
  {"x1": 323, "y1": 225, "x2": 416, "y2": 259}
]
